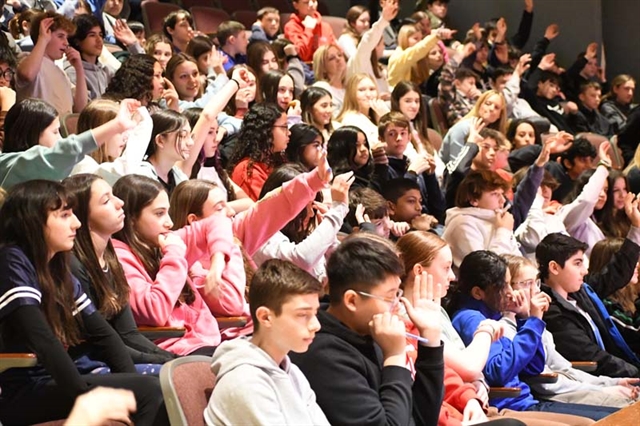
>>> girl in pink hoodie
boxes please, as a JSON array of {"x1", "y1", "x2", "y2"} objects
[
  {"x1": 168, "y1": 152, "x2": 333, "y2": 340},
  {"x1": 113, "y1": 157, "x2": 332, "y2": 354}
]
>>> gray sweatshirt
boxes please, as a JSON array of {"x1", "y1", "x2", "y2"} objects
[{"x1": 204, "y1": 337, "x2": 329, "y2": 426}]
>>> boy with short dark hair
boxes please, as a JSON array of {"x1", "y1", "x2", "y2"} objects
[
  {"x1": 379, "y1": 111, "x2": 445, "y2": 224},
  {"x1": 250, "y1": 7, "x2": 281, "y2": 43},
  {"x1": 290, "y1": 234, "x2": 445, "y2": 426},
  {"x1": 162, "y1": 10, "x2": 194, "y2": 53},
  {"x1": 568, "y1": 82, "x2": 613, "y2": 137},
  {"x1": 536, "y1": 231, "x2": 640, "y2": 378},
  {"x1": 284, "y1": 0, "x2": 336, "y2": 62},
  {"x1": 545, "y1": 137, "x2": 597, "y2": 202},
  {"x1": 204, "y1": 259, "x2": 329, "y2": 425},
  {"x1": 217, "y1": 21, "x2": 248, "y2": 72},
  {"x1": 16, "y1": 11, "x2": 87, "y2": 116}
]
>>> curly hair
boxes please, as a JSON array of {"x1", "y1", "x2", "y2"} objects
[
  {"x1": 103, "y1": 54, "x2": 158, "y2": 104},
  {"x1": 228, "y1": 103, "x2": 285, "y2": 176}
]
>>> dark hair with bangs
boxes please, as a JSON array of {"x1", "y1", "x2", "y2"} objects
[{"x1": 0, "y1": 180, "x2": 82, "y2": 345}]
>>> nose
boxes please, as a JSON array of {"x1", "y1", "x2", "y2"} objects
[
  {"x1": 115, "y1": 196, "x2": 124, "y2": 209},
  {"x1": 72, "y1": 214, "x2": 81, "y2": 230},
  {"x1": 449, "y1": 270, "x2": 456, "y2": 282},
  {"x1": 165, "y1": 217, "x2": 174, "y2": 229},
  {"x1": 309, "y1": 314, "x2": 321, "y2": 333}
]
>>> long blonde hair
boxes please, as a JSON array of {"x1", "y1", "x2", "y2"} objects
[
  {"x1": 337, "y1": 73, "x2": 379, "y2": 124},
  {"x1": 397, "y1": 24, "x2": 431, "y2": 85},
  {"x1": 313, "y1": 44, "x2": 346, "y2": 84},
  {"x1": 464, "y1": 90, "x2": 508, "y2": 135}
]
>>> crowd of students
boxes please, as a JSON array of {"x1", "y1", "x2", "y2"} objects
[{"x1": 0, "y1": 0, "x2": 639, "y2": 424}]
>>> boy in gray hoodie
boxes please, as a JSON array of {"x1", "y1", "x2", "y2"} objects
[{"x1": 204, "y1": 259, "x2": 329, "y2": 426}]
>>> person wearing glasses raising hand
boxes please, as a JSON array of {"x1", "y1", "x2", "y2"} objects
[{"x1": 502, "y1": 255, "x2": 639, "y2": 408}]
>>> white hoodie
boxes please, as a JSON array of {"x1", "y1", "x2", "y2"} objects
[
  {"x1": 204, "y1": 337, "x2": 329, "y2": 426},
  {"x1": 442, "y1": 207, "x2": 521, "y2": 269}
]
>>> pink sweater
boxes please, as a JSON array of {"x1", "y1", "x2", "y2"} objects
[
  {"x1": 113, "y1": 213, "x2": 236, "y2": 356},
  {"x1": 190, "y1": 169, "x2": 328, "y2": 339}
]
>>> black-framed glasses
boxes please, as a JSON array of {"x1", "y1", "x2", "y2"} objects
[{"x1": 0, "y1": 69, "x2": 14, "y2": 80}]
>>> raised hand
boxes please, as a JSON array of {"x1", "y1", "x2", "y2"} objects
[
  {"x1": 113, "y1": 19, "x2": 137, "y2": 47},
  {"x1": 161, "y1": 78, "x2": 180, "y2": 111},
  {"x1": 381, "y1": 0, "x2": 399, "y2": 22},
  {"x1": 467, "y1": 117, "x2": 487, "y2": 143},
  {"x1": 302, "y1": 15, "x2": 317, "y2": 30},
  {"x1": 390, "y1": 220, "x2": 410, "y2": 237},
  {"x1": 585, "y1": 42, "x2": 598, "y2": 60},
  {"x1": 623, "y1": 192, "x2": 640, "y2": 227},
  {"x1": 598, "y1": 140, "x2": 613, "y2": 167},
  {"x1": 38, "y1": 17, "x2": 54, "y2": 44},
  {"x1": 401, "y1": 271, "x2": 441, "y2": 346},
  {"x1": 330, "y1": 171, "x2": 355, "y2": 205},
  {"x1": 116, "y1": 99, "x2": 142, "y2": 132},
  {"x1": 230, "y1": 67, "x2": 250, "y2": 89},
  {"x1": 538, "y1": 53, "x2": 556, "y2": 71},
  {"x1": 435, "y1": 27, "x2": 457, "y2": 41},
  {"x1": 355, "y1": 203, "x2": 370, "y2": 224},
  {"x1": 515, "y1": 53, "x2": 532, "y2": 77},
  {"x1": 315, "y1": 148, "x2": 333, "y2": 184},
  {"x1": 544, "y1": 23, "x2": 560, "y2": 40}
]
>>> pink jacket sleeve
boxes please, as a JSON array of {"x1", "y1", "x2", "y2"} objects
[
  {"x1": 174, "y1": 213, "x2": 236, "y2": 266},
  {"x1": 113, "y1": 240, "x2": 188, "y2": 326},
  {"x1": 233, "y1": 168, "x2": 327, "y2": 256}
]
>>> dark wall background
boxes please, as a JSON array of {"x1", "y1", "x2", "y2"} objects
[{"x1": 329, "y1": 0, "x2": 639, "y2": 102}]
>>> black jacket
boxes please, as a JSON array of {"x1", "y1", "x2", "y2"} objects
[
  {"x1": 542, "y1": 236, "x2": 640, "y2": 378},
  {"x1": 290, "y1": 308, "x2": 445, "y2": 426},
  {"x1": 568, "y1": 103, "x2": 613, "y2": 137}
]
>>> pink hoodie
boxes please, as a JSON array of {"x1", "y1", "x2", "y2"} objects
[
  {"x1": 190, "y1": 169, "x2": 327, "y2": 339},
  {"x1": 115, "y1": 169, "x2": 327, "y2": 352}
]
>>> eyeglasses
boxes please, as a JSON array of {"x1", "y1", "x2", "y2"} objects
[
  {"x1": 0, "y1": 69, "x2": 14, "y2": 80},
  {"x1": 356, "y1": 289, "x2": 403, "y2": 310},
  {"x1": 511, "y1": 278, "x2": 541, "y2": 290},
  {"x1": 273, "y1": 124, "x2": 289, "y2": 130}
]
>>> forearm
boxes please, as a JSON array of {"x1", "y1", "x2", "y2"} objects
[
  {"x1": 83, "y1": 311, "x2": 136, "y2": 373},
  {"x1": 72, "y1": 68, "x2": 89, "y2": 113},
  {"x1": 17, "y1": 38, "x2": 47, "y2": 82}
]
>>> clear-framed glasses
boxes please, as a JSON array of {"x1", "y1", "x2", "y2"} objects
[
  {"x1": 511, "y1": 278, "x2": 541, "y2": 291},
  {"x1": 356, "y1": 289, "x2": 403, "y2": 310},
  {"x1": 273, "y1": 124, "x2": 289, "y2": 130}
]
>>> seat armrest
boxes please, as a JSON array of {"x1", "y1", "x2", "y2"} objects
[
  {"x1": 489, "y1": 387, "x2": 522, "y2": 399},
  {"x1": 525, "y1": 372, "x2": 559, "y2": 384},
  {"x1": 571, "y1": 361, "x2": 597, "y2": 372},
  {"x1": 216, "y1": 316, "x2": 248, "y2": 329},
  {"x1": 138, "y1": 326, "x2": 186, "y2": 340},
  {"x1": 0, "y1": 353, "x2": 38, "y2": 373}
]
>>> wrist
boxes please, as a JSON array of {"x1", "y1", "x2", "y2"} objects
[
  {"x1": 382, "y1": 352, "x2": 406, "y2": 367},
  {"x1": 229, "y1": 78, "x2": 240, "y2": 90},
  {"x1": 597, "y1": 159, "x2": 612, "y2": 169}
]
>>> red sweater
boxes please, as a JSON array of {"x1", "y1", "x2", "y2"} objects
[
  {"x1": 284, "y1": 12, "x2": 337, "y2": 62},
  {"x1": 231, "y1": 158, "x2": 272, "y2": 202}
]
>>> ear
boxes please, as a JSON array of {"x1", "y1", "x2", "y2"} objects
[
  {"x1": 155, "y1": 134, "x2": 166, "y2": 150},
  {"x1": 548, "y1": 260, "x2": 561, "y2": 276},
  {"x1": 343, "y1": 289, "x2": 359, "y2": 313},
  {"x1": 386, "y1": 200, "x2": 396, "y2": 215},
  {"x1": 469, "y1": 198, "x2": 479, "y2": 207},
  {"x1": 166, "y1": 26, "x2": 174, "y2": 36},
  {"x1": 412, "y1": 263, "x2": 423, "y2": 277},
  {"x1": 562, "y1": 158, "x2": 573, "y2": 170},
  {"x1": 255, "y1": 306, "x2": 272, "y2": 328},
  {"x1": 186, "y1": 213, "x2": 198, "y2": 225},
  {"x1": 470, "y1": 286, "x2": 485, "y2": 301}
]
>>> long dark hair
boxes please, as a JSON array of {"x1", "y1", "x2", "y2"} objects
[
  {"x1": 258, "y1": 163, "x2": 321, "y2": 243},
  {"x1": 596, "y1": 170, "x2": 630, "y2": 238},
  {"x1": 391, "y1": 81, "x2": 434, "y2": 154},
  {"x1": 0, "y1": 180, "x2": 81, "y2": 345},
  {"x1": 260, "y1": 69, "x2": 295, "y2": 105},
  {"x1": 183, "y1": 108, "x2": 236, "y2": 201},
  {"x1": 326, "y1": 125, "x2": 373, "y2": 176},
  {"x1": 285, "y1": 123, "x2": 324, "y2": 170},
  {"x1": 3, "y1": 99, "x2": 58, "y2": 153},
  {"x1": 63, "y1": 174, "x2": 130, "y2": 319},
  {"x1": 228, "y1": 102, "x2": 285, "y2": 176},
  {"x1": 112, "y1": 174, "x2": 196, "y2": 305}
]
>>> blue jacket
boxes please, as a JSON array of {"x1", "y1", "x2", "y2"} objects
[{"x1": 452, "y1": 296, "x2": 545, "y2": 410}]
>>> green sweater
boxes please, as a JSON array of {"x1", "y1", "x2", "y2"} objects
[{"x1": 0, "y1": 132, "x2": 98, "y2": 189}]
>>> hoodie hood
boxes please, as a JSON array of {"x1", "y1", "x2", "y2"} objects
[
  {"x1": 211, "y1": 337, "x2": 293, "y2": 380},
  {"x1": 444, "y1": 206, "x2": 497, "y2": 226}
]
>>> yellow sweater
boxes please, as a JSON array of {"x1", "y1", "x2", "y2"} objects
[{"x1": 387, "y1": 34, "x2": 439, "y2": 87}]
